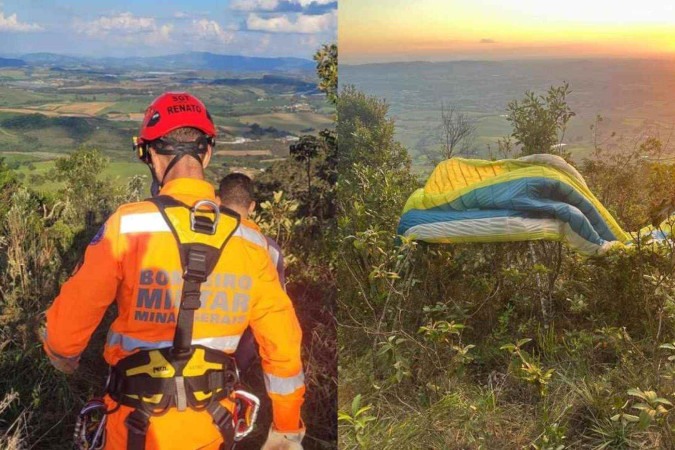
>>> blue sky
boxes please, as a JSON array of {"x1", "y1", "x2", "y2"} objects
[{"x1": 0, "y1": 0, "x2": 336, "y2": 58}]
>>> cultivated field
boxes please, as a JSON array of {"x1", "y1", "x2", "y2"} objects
[{"x1": 0, "y1": 65, "x2": 333, "y2": 188}]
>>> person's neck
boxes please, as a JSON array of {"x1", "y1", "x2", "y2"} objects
[
  {"x1": 222, "y1": 203, "x2": 248, "y2": 219},
  {"x1": 160, "y1": 164, "x2": 205, "y2": 184}
]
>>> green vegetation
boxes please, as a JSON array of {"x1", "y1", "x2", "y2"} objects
[
  {"x1": 314, "y1": 44, "x2": 338, "y2": 105},
  {"x1": 505, "y1": 82, "x2": 575, "y2": 156},
  {"x1": 3, "y1": 114, "x2": 110, "y2": 141},
  {"x1": 338, "y1": 84, "x2": 675, "y2": 449}
]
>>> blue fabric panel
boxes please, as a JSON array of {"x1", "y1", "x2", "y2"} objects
[{"x1": 398, "y1": 177, "x2": 616, "y2": 244}]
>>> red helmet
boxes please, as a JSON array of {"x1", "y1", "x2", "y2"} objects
[{"x1": 138, "y1": 92, "x2": 216, "y2": 143}]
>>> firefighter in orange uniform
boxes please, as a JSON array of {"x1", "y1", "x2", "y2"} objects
[{"x1": 43, "y1": 92, "x2": 305, "y2": 450}]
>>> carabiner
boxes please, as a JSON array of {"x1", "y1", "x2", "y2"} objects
[
  {"x1": 232, "y1": 390, "x2": 260, "y2": 441},
  {"x1": 74, "y1": 399, "x2": 107, "y2": 450}
]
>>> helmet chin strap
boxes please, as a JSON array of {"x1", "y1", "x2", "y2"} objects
[
  {"x1": 146, "y1": 136, "x2": 209, "y2": 196},
  {"x1": 149, "y1": 165, "x2": 161, "y2": 198}
]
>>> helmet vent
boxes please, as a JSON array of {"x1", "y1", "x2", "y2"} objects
[{"x1": 147, "y1": 112, "x2": 161, "y2": 127}]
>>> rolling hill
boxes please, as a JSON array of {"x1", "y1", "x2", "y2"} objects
[{"x1": 16, "y1": 51, "x2": 314, "y2": 72}]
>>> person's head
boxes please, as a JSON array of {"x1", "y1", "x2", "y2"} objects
[
  {"x1": 218, "y1": 173, "x2": 255, "y2": 218},
  {"x1": 134, "y1": 92, "x2": 217, "y2": 191}
]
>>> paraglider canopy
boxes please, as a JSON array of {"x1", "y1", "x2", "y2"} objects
[{"x1": 397, "y1": 154, "x2": 630, "y2": 255}]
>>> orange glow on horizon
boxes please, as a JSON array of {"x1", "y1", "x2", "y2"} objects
[{"x1": 340, "y1": 0, "x2": 675, "y2": 62}]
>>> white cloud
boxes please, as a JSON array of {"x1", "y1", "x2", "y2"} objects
[
  {"x1": 0, "y1": 11, "x2": 44, "y2": 32},
  {"x1": 231, "y1": 0, "x2": 281, "y2": 11},
  {"x1": 190, "y1": 19, "x2": 234, "y2": 44},
  {"x1": 74, "y1": 14, "x2": 239, "y2": 51},
  {"x1": 295, "y1": 0, "x2": 334, "y2": 5},
  {"x1": 149, "y1": 24, "x2": 174, "y2": 45},
  {"x1": 78, "y1": 12, "x2": 172, "y2": 45},
  {"x1": 82, "y1": 12, "x2": 154, "y2": 35},
  {"x1": 232, "y1": 0, "x2": 335, "y2": 11},
  {"x1": 246, "y1": 10, "x2": 335, "y2": 33}
]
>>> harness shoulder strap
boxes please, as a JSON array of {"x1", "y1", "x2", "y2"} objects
[
  {"x1": 125, "y1": 409, "x2": 151, "y2": 450},
  {"x1": 147, "y1": 195, "x2": 239, "y2": 353}
]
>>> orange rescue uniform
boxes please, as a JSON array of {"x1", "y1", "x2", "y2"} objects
[{"x1": 44, "y1": 178, "x2": 305, "y2": 450}]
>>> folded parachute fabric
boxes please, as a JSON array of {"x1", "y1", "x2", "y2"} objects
[
  {"x1": 637, "y1": 217, "x2": 675, "y2": 244},
  {"x1": 397, "y1": 154, "x2": 630, "y2": 255}
]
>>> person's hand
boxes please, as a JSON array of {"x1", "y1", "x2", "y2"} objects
[
  {"x1": 47, "y1": 355, "x2": 78, "y2": 374},
  {"x1": 260, "y1": 424, "x2": 305, "y2": 450},
  {"x1": 39, "y1": 327, "x2": 78, "y2": 374}
]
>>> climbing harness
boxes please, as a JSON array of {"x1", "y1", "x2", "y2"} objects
[{"x1": 76, "y1": 195, "x2": 259, "y2": 450}]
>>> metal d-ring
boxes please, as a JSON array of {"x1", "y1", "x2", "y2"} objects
[{"x1": 191, "y1": 200, "x2": 220, "y2": 235}]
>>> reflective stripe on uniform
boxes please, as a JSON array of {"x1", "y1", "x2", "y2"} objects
[
  {"x1": 233, "y1": 225, "x2": 267, "y2": 248},
  {"x1": 120, "y1": 212, "x2": 171, "y2": 234},
  {"x1": 267, "y1": 245, "x2": 280, "y2": 267},
  {"x1": 192, "y1": 335, "x2": 243, "y2": 351},
  {"x1": 106, "y1": 330, "x2": 242, "y2": 353},
  {"x1": 264, "y1": 370, "x2": 305, "y2": 395}
]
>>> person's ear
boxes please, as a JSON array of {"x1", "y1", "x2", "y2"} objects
[
  {"x1": 248, "y1": 201, "x2": 256, "y2": 215},
  {"x1": 147, "y1": 147, "x2": 165, "y2": 176},
  {"x1": 202, "y1": 146, "x2": 212, "y2": 168}
]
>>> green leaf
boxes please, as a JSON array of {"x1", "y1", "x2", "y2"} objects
[
  {"x1": 355, "y1": 405, "x2": 373, "y2": 417},
  {"x1": 351, "y1": 394, "x2": 362, "y2": 414},
  {"x1": 632, "y1": 403, "x2": 652, "y2": 411},
  {"x1": 627, "y1": 388, "x2": 646, "y2": 400},
  {"x1": 517, "y1": 338, "x2": 532, "y2": 347},
  {"x1": 337, "y1": 412, "x2": 353, "y2": 423},
  {"x1": 643, "y1": 391, "x2": 658, "y2": 402}
]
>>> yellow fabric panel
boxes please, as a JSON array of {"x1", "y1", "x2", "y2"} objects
[
  {"x1": 424, "y1": 158, "x2": 506, "y2": 194},
  {"x1": 422, "y1": 230, "x2": 563, "y2": 244},
  {"x1": 183, "y1": 348, "x2": 224, "y2": 377}
]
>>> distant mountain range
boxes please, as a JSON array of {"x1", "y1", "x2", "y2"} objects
[
  {"x1": 0, "y1": 57, "x2": 27, "y2": 68},
  {"x1": 2, "y1": 52, "x2": 314, "y2": 72}
]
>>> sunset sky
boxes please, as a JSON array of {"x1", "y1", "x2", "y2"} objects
[{"x1": 340, "y1": 0, "x2": 675, "y2": 63}]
